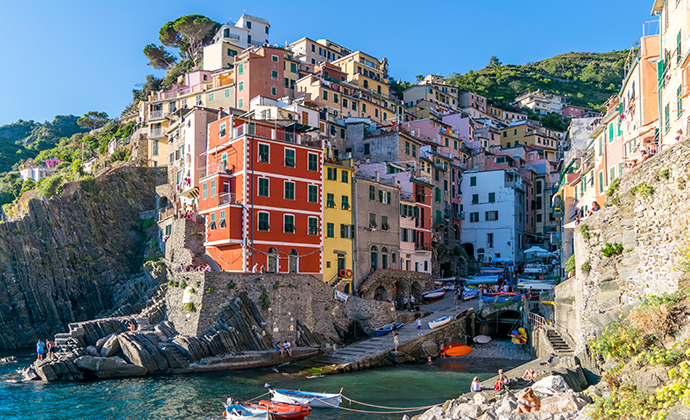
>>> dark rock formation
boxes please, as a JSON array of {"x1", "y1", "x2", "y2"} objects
[
  {"x1": 74, "y1": 355, "x2": 148, "y2": 379},
  {"x1": 0, "y1": 167, "x2": 167, "y2": 349}
]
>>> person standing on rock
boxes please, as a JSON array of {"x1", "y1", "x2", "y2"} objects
[
  {"x1": 36, "y1": 340, "x2": 45, "y2": 361},
  {"x1": 393, "y1": 332, "x2": 399, "y2": 352}
]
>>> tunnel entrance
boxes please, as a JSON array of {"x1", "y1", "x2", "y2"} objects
[{"x1": 476, "y1": 310, "x2": 522, "y2": 339}]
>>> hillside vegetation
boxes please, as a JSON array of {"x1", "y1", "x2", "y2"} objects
[
  {"x1": 0, "y1": 116, "x2": 87, "y2": 174},
  {"x1": 446, "y1": 51, "x2": 629, "y2": 111}
]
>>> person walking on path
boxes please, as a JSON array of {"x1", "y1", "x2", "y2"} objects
[
  {"x1": 410, "y1": 295, "x2": 415, "y2": 310},
  {"x1": 36, "y1": 340, "x2": 45, "y2": 360},
  {"x1": 416, "y1": 318, "x2": 423, "y2": 336},
  {"x1": 393, "y1": 332, "x2": 399, "y2": 352},
  {"x1": 403, "y1": 296, "x2": 408, "y2": 311}
]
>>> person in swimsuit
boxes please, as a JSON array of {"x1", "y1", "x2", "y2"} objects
[
  {"x1": 517, "y1": 388, "x2": 540, "y2": 413},
  {"x1": 36, "y1": 340, "x2": 45, "y2": 360}
]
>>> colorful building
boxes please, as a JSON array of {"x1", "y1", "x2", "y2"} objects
[
  {"x1": 323, "y1": 158, "x2": 355, "y2": 291},
  {"x1": 403, "y1": 74, "x2": 459, "y2": 113},
  {"x1": 198, "y1": 116, "x2": 323, "y2": 274}
]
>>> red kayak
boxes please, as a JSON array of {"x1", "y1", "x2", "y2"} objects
[{"x1": 248, "y1": 400, "x2": 312, "y2": 420}]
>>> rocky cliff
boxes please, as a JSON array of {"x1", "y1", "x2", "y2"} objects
[
  {"x1": 554, "y1": 139, "x2": 690, "y2": 374},
  {"x1": 0, "y1": 167, "x2": 167, "y2": 348}
]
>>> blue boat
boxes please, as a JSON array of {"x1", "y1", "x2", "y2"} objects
[
  {"x1": 479, "y1": 293, "x2": 518, "y2": 304},
  {"x1": 464, "y1": 275, "x2": 500, "y2": 285},
  {"x1": 461, "y1": 287, "x2": 478, "y2": 301},
  {"x1": 374, "y1": 322, "x2": 403, "y2": 336}
]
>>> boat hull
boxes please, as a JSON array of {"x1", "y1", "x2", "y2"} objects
[
  {"x1": 249, "y1": 401, "x2": 311, "y2": 420},
  {"x1": 270, "y1": 389, "x2": 342, "y2": 408},
  {"x1": 374, "y1": 322, "x2": 403, "y2": 336},
  {"x1": 428, "y1": 316, "x2": 452, "y2": 329},
  {"x1": 442, "y1": 344, "x2": 472, "y2": 356},
  {"x1": 225, "y1": 405, "x2": 268, "y2": 420}
]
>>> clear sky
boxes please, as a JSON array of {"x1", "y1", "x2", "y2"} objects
[{"x1": 0, "y1": 0, "x2": 656, "y2": 126}]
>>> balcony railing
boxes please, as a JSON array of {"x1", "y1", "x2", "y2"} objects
[
  {"x1": 551, "y1": 231, "x2": 562, "y2": 245},
  {"x1": 149, "y1": 128, "x2": 164, "y2": 138},
  {"x1": 199, "y1": 161, "x2": 233, "y2": 179},
  {"x1": 219, "y1": 192, "x2": 242, "y2": 205},
  {"x1": 148, "y1": 110, "x2": 171, "y2": 120},
  {"x1": 223, "y1": 33, "x2": 240, "y2": 40},
  {"x1": 158, "y1": 207, "x2": 176, "y2": 221},
  {"x1": 415, "y1": 243, "x2": 431, "y2": 251}
]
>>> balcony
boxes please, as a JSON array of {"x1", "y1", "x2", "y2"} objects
[
  {"x1": 148, "y1": 110, "x2": 170, "y2": 120},
  {"x1": 415, "y1": 243, "x2": 431, "y2": 251},
  {"x1": 199, "y1": 161, "x2": 234, "y2": 179},
  {"x1": 158, "y1": 206, "x2": 176, "y2": 222},
  {"x1": 223, "y1": 33, "x2": 241, "y2": 40},
  {"x1": 219, "y1": 192, "x2": 242, "y2": 205},
  {"x1": 551, "y1": 231, "x2": 562, "y2": 245},
  {"x1": 149, "y1": 128, "x2": 165, "y2": 138}
]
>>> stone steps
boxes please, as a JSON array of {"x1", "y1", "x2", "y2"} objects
[{"x1": 546, "y1": 330, "x2": 572, "y2": 353}]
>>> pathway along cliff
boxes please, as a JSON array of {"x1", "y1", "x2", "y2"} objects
[{"x1": 0, "y1": 167, "x2": 167, "y2": 349}]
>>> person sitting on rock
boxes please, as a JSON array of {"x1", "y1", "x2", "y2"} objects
[
  {"x1": 283, "y1": 340, "x2": 292, "y2": 357},
  {"x1": 517, "y1": 388, "x2": 540, "y2": 413},
  {"x1": 275, "y1": 342, "x2": 284, "y2": 357},
  {"x1": 471, "y1": 377, "x2": 485, "y2": 392}
]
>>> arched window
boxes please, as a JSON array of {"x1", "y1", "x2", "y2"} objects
[
  {"x1": 381, "y1": 247, "x2": 388, "y2": 269},
  {"x1": 268, "y1": 248, "x2": 278, "y2": 273},
  {"x1": 370, "y1": 246, "x2": 378, "y2": 271},
  {"x1": 288, "y1": 249, "x2": 298, "y2": 273}
]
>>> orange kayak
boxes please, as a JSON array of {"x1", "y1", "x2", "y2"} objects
[{"x1": 442, "y1": 344, "x2": 472, "y2": 357}]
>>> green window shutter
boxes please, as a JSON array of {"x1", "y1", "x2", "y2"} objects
[{"x1": 387, "y1": 192, "x2": 391, "y2": 204}]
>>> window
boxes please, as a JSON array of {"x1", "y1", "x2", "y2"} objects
[
  {"x1": 219, "y1": 122, "x2": 226, "y2": 137},
  {"x1": 326, "y1": 222, "x2": 334, "y2": 238},
  {"x1": 375, "y1": 108, "x2": 379, "y2": 118},
  {"x1": 219, "y1": 210, "x2": 226, "y2": 228},
  {"x1": 238, "y1": 98, "x2": 244, "y2": 108},
  {"x1": 340, "y1": 224, "x2": 350, "y2": 238},
  {"x1": 352, "y1": 101, "x2": 357, "y2": 111},
  {"x1": 285, "y1": 149, "x2": 295, "y2": 167},
  {"x1": 271, "y1": 70, "x2": 278, "y2": 80},
  {"x1": 271, "y1": 87, "x2": 277, "y2": 96},
  {"x1": 210, "y1": 180, "x2": 216, "y2": 197},
  {"x1": 258, "y1": 178, "x2": 269, "y2": 197},
  {"x1": 485, "y1": 211, "x2": 498, "y2": 221},
  {"x1": 470, "y1": 176, "x2": 476, "y2": 186},
  {"x1": 238, "y1": 63, "x2": 244, "y2": 74},
  {"x1": 334, "y1": 93, "x2": 339, "y2": 104},
  {"x1": 343, "y1": 98, "x2": 348, "y2": 108},
  {"x1": 238, "y1": 81, "x2": 244, "y2": 91},
  {"x1": 470, "y1": 212, "x2": 479, "y2": 222},
  {"x1": 311, "y1": 44, "x2": 315, "y2": 52},
  {"x1": 308, "y1": 185, "x2": 318, "y2": 203},
  {"x1": 290, "y1": 63, "x2": 297, "y2": 73},
  {"x1": 599, "y1": 171, "x2": 604, "y2": 192},
  {"x1": 326, "y1": 167, "x2": 336, "y2": 180},
  {"x1": 369, "y1": 185, "x2": 375, "y2": 200},
  {"x1": 472, "y1": 194, "x2": 479, "y2": 204},
  {"x1": 271, "y1": 55, "x2": 279, "y2": 62},
  {"x1": 412, "y1": 144, "x2": 416, "y2": 158},
  {"x1": 487, "y1": 233, "x2": 493, "y2": 248},
  {"x1": 381, "y1": 215, "x2": 389, "y2": 230},
  {"x1": 225, "y1": 89, "x2": 230, "y2": 98},
  {"x1": 665, "y1": 103, "x2": 670, "y2": 132},
  {"x1": 326, "y1": 193, "x2": 336, "y2": 208},
  {"x1": 405, "y1": 141, "x2": 410, "y2": 155},
  {"x1": 364, "y1": 143, "x2": 370, "y2": 155},
  {"x1": 435, "y1": 188, "x2": 441, "y2": 203},
  {"x1": 284, "y1": 215, "x2": 295, "y2": 233},
  {"x1": 308, "y1": 153, "x2": 318, "y2": 171},
  {"x1": 246, "y1": 21, "x2": 252, "y2": 29},
  {"x1": 152, "y1": 140, "x2": 159, "y2": 156},
  {"x1": 258, "y1": 212, "x2": 270, "y2": 231},
  {"x1": 202, "y1": 182, "x2": 208, "y2": 200},
  {"x1": 488, "y1": 192, "x2": 495, "y2": 203},
  {"x1": 259, "y1": 144, "x2": 269, "y2": 163},
  {"x1": 387, "y1": 191, "x2": 391, "y2": 204},
  {"x1": 341, "y1": 195, "x2": 350, "y2": 210},
  {"x1": 323, "y1": 91, "x2": 328, "y2": 101},
  {"x1": 369, "y1": 213, "x2": 377, "y2": 228},
  {"x1": 341, "y1": 170, "x2": 348, "y2": 183},
  {"x1": 308, "y1": 217, "x2": 319, "y2": 235},
  {"x1": 209, "y1": 93, "x2": 214, "y2": 102},
  {"x1": 210, "y1": 213, "x2": 216, "y2": 230},
  {"x1": 678, "y1": 84, "x2": 683, "y2": 118},
  {"x1": 279, "y1": 181, "x2": 295, "y2": 202}
]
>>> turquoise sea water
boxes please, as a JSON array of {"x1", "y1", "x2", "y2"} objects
[{"x1": 0, "y1": 349, "x2": 521, "y2": 420}]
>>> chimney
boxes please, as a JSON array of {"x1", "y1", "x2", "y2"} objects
[{"x1": 376, "y1": 171, "x2": 380, "y2": 182}]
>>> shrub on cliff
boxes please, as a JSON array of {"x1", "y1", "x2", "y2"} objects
[
  {"x1": 601, "y1": 242, "x2": 623, "y2": 257},
  {"x1": 565, "y1": 255, "x2": 576, "y2": 273},
  {"x1": 628, "y1": 290, "x2": 684, "y2": 337}
]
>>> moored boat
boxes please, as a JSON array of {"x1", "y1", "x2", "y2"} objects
[
  {"x1": 428, "y1": 315, "x2": 452, "y2": 329},
  {"x1": 247, "y1": 400, "x2": 312, "y2": 420},
  {"x1": 270, "y1": 388, "x2": 342, "y2": 408},
  {"x1": 461, "y1": 287, "x2": 478, "y2": 301},
  {"x1": 422, "y1": 288, "x2": 446, "y2": 302},
  {"x1": 479, "y1": 292, "x2": 518, "y2": 304},
  {"x1": 441, "y1": 343, "x2": 472, "y2": 356},
  {"x1": 480, "y1": 267, "x2": 505, "y2": 275},
  {"x1": 374, "y1": 322, "x2": 403, "y2": 336},
  {"x1": 224, "y1": 404, "x2": 268, "y2": 420},
  {"x1": 464, "y1": 276, "x2": 500, "y2": 285}
]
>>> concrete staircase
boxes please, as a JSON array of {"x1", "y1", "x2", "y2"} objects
[{"x1": 546, "y1": 329, "x2": 573, "y2": 353}]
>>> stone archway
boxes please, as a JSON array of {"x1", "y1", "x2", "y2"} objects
[
  {"x1": 374, "y1": 285, "x2": 388, "y2": 301},
  {"x1": 462, "y1": 243, "x2": 474, "y2": 260},
  {"x1": 411, "y1": 281, "x2": 422, "y2": 303}
]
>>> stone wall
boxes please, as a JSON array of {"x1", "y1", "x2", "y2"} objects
[
  {"x1": 166, "y1": 271, "x2": 398, "y2": 346},
  {"x1": 164, "y1": 218, "x2": 206, "y2": 267},
  {"x1": 358, "y1": 269, "x2": 434, "y2": 307},
  {"x1": 560, "y1": 139, "x2": 690, "y2": 359}
]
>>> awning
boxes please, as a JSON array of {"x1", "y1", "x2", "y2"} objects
[
  {"x1": 333, "y1": 250, "x2": 347, "y2": 256},
  {"x1": 178, "y1": 186, "x2": 199, "y2": 199}
]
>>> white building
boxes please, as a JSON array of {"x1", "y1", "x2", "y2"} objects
[
  {"x1": 460, "y1": 169, "x2": 525, "y2": 263},
  {"x1": 19, "y1": 166, "x2": 54, "y2": 183},
  {"x1": 203, "y1": 14, "x2": 270, "y2": 71},
  {"x1": 514, "y1": 90, "x2": 566, "y2": 115}
]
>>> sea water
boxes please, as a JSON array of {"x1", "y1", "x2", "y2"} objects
[{"x1": 0, "y1": 349, "x2": 522, "y2": 420}]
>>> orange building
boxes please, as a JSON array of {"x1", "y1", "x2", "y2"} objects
[
  {"x1": 198, "y1": 116, "x2": 323, "y2": 274},
  {"x1": 235, "y1": 46, "x2": 286, "y2": 110}
]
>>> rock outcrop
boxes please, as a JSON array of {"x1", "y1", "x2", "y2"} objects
[{"x1": 0, "y1": 167, "x2": 167, "y2": 349}]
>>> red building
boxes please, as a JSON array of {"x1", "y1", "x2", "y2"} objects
[
  {"x1": 235, "y1": 46, "x2": 286, "y2": 110},
  {"x1": 413, "y1": 180, "x2": 433, "y2": 252},
  {"x1": 198, "y1": 115, "x2": 323, "y2": 274}
]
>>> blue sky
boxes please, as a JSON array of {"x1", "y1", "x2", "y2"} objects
[{"x1": 0, "y1": 0, "x2": 655, "y2": 126}]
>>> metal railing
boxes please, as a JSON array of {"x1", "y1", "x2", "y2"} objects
[
  {"x1": 528, "y1": 312, "x2": 550, "y2": 329},
  {"x1": 149, "y1": 128, "x2": 163, "y2": 138},
  {"x1": 219, "y1": 192, "x2": 242, "y2": 205},
  {"x1": 148, "y1": 110, "x2": 170, "y2": 119}
]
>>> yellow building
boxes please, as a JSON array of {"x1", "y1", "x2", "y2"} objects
[
  {"x1": 323, "y1": 158, "x2": 355, "y2": 292},
  {"x1": 500, "y1": 120, "x2": 560, "y2": 150}
]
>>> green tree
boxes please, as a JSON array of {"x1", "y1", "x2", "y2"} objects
[
  {"x1": 159, "y1": 15, "x2": 219, "y2": 64},
  {"x1": 143, "y1": 44, "x2": 177, "y2": 69},
  {"x1": 77, "y1": 111, "x2": 109, "y2": 132},
  {"x1": 489, "y1": 56, "x2": 502, "y2": 67}
]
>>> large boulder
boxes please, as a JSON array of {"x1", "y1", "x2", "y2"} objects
[
  {"x1": 417, "y1": 405, "x2": 444, "y2": 420},
  {"x1": 540, "y1": 391, "x2": 588, "y2": 414},
  {"x1": 100, "y1": 334, "x2": 121, "y2": 357},
  {"x1": 667, "y1": 402, "x2": 690, "y2": 420},
  {"x1": 118, "y1": 332, "x2": 169, "y2": 373},
  {"x1": 95, "y1": 333, "x2": 115, "y2": 351},
  {"x1": 74, "y1": 355, "x2": 148, "y2": 378},
  {"x1": 532, "y1": 375, "x2": 571, "y2": 396}
]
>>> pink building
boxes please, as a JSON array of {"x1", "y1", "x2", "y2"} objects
[
  {"x1": 441, "y1": 112, "x2": 475, "y2": 142},
  {"x1": 561, "y1": 105, "x2": 592, "y2": 119},
  {"x1": 401, "y1": 118, "x2": 463, "y2": 160},
  {"x1": 459, "y1": 92, "x2": 487, "y2": 113}
]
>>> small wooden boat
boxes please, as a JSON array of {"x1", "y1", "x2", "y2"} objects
[
  {"x1": 428, "y1": 315, "x2": 452, "y2": 329},
  {"x1": 480, "y1": 267, "x2": 505, "y2": 275},
  {"x1": 464, "y1": 276, "x2": 499, "y2": 285},
  {"x1": 224, "y1": 404, "x2": 268, "y2": 420},
  {"x1": 473, "y1": 335, "x2": 492, "y2": 344},
  {"x1": 422, "y1": 288, "x2": 446, "y2": 302},
  {"x1": 270, "y1": 388, "x2": 342, "y2": 408},
  {"x1": 442, "y1": 344, "x2": 472, "y2": 357},
  {"x1": 461, "y1": 287, "x2": 478, "y2": 301},
  {"x1": 374, "y1": 322, "x2": 403, "y2": 336},
  {"x1": 247, "y1": 401, "x2": 312, "y2": 420}
]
